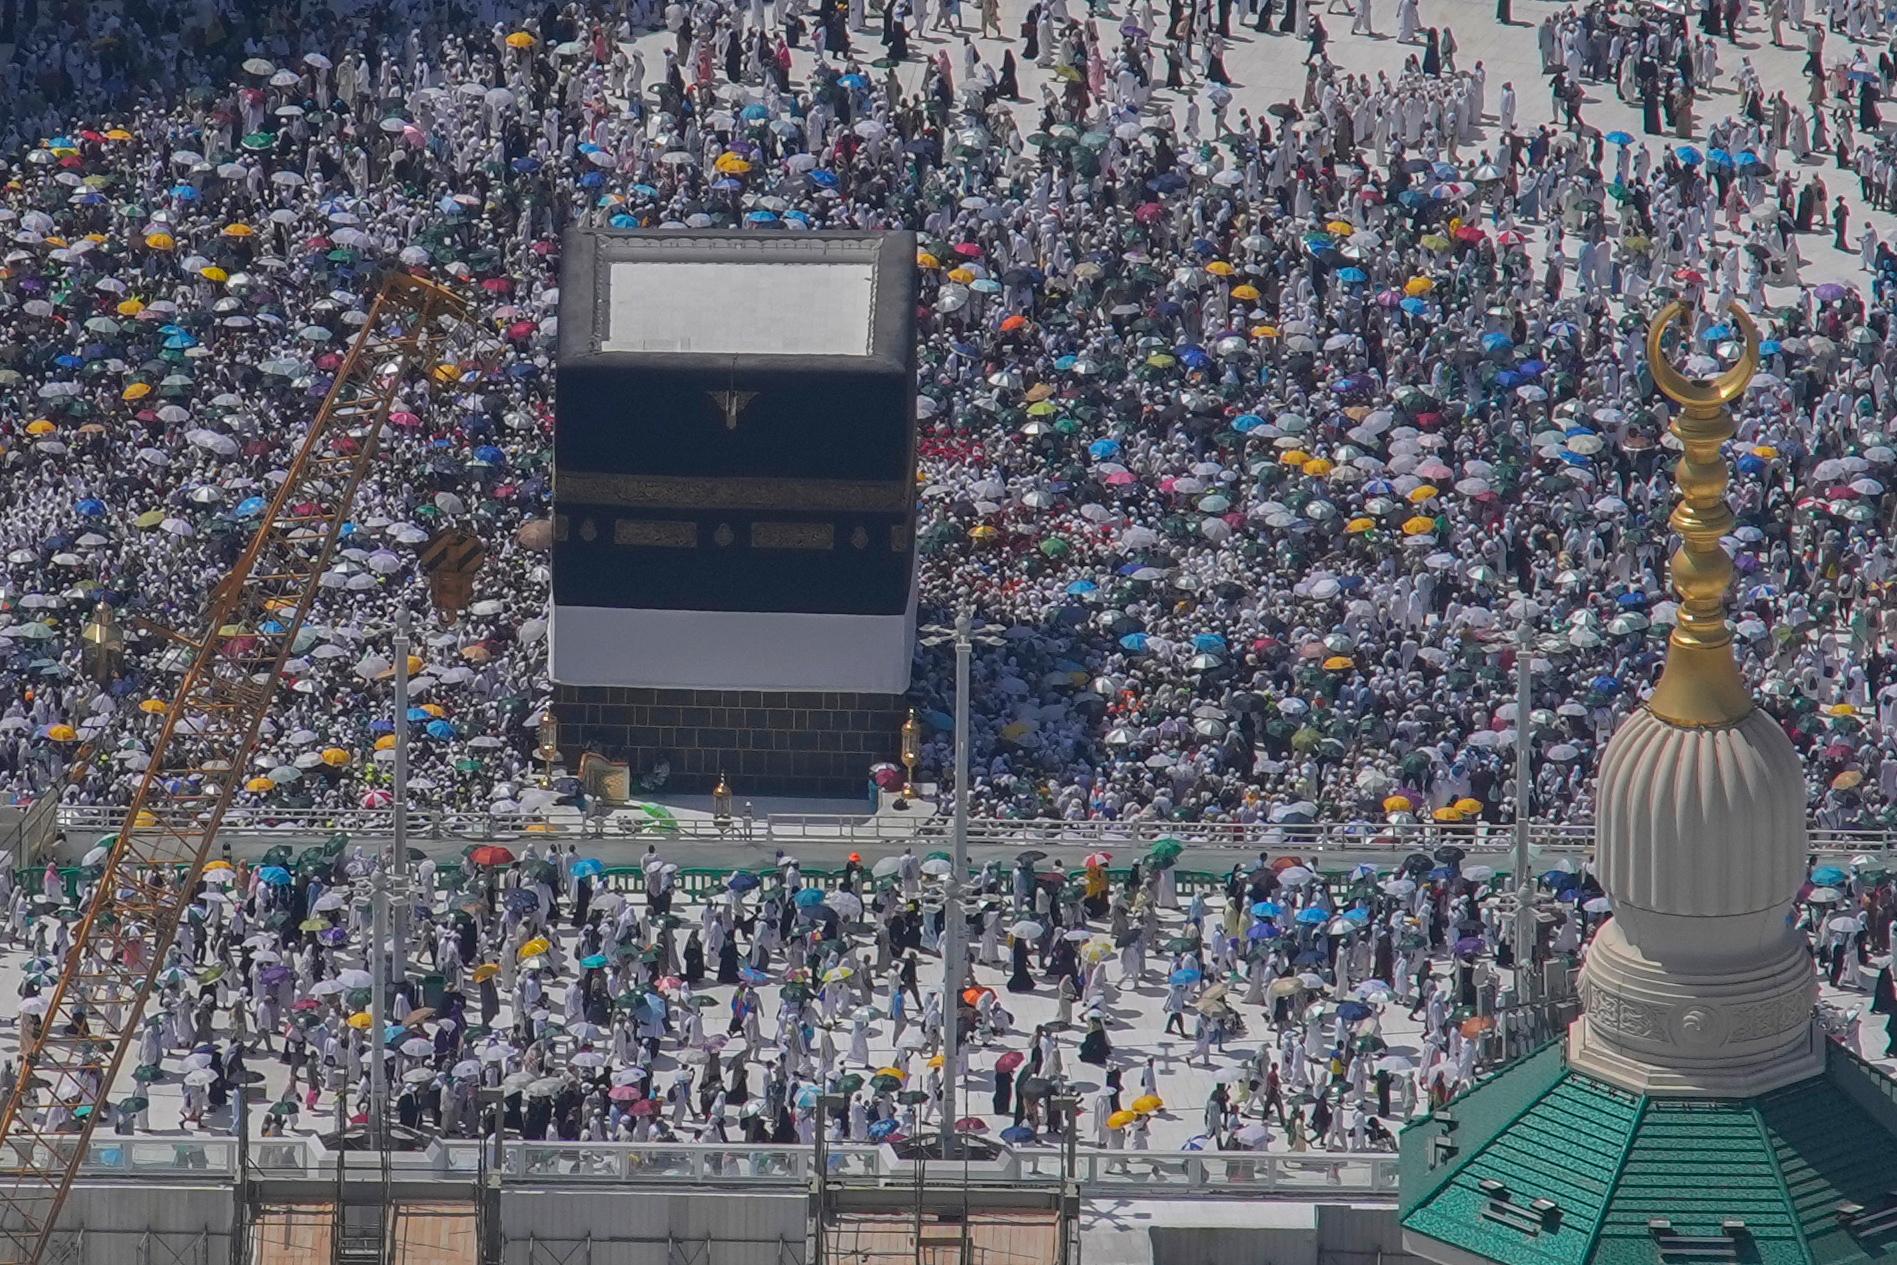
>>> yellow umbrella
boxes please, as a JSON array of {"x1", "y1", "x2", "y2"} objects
[
  {"x1": 1345, "y1": 516, "x2": 1374, "y2": 534},
  {"x1": 1303, "y1": 457, "x2": 1335, "y2": 476},
  {"x1": 376, "y1": 654, "x2": 425, "y2": 678},
  {"x1": 1132, "y1": 1094, "x2": 1164, "y2": 1114},
  {"x1": 1231, "y1": 283, "x2": 1261, "y2": 301},
  {"x1": 1107, "y1": 1110, "x2": 1138, "y2": 1129},
  {"x1": 1278, "y1": 450, "x2": 1309, "y2": 467},
  {"x1": 1205, "y1": 260, "x2": 1235, "y2": 276},
  {"x1": 245, "y1": 776, "x2": 275, "y2": 793},
  {"x1": 105, "y1": 128, "x2": 133, "y2": 142},
  {"x1": 144, "y1": 232, "x2": 174, "y2": 250},
  {"x1": 1382, "y1": 794, "x2": 1413, "y2": 811},
  {"x1": 917, "y1": 252, "x2": 940, "y2": 269},
  {"x1": 519, "y1": 937, "x2": 552, "y2": 959},
  {"x1": 420, "y1": 703, "x2": 448, "y2": 718},
  {"x1": 1454, "y1": 797, "x2": 1483, "y2": 814},
  {"x1": 1326, "y1": 219, "x2": 1354, "y2": 235},
  {"x1": 221, "y1": 223, "x2": 254, "y2": 237},
  {"x1": 204, "y1": 859, "x2": 232, "y2": 872},
  {"x1": 1322, "y1": 655, "x2": 1354, "y2": 671},
  {"x1": 120, "y1": 382, "x2": 151, "y2": 401},
  {"x1": 713, "y1": 152, "x2": 752, "y2": 175},
  {"x1": 347, "y1": 1012, "x2": 374, "y2": 1030},
  {"x1": 117, "y1": 299, "x2": 145, "y2": 316},
  {"x1": 472, "y1": 963, "x2": 500, "y2": 983},
  {"x1": 200, "y1": 266, "x2": 228, "y2": 283},
  {"x1": 1432, "y1": 806, "x2": 1464, "y2": 823},
  {"x1": 928, "y1": 1053, "x2": 946, "y2": 1069},
  {"x1": 1420, "y1": 233, "x2": 1450, "y2": 251},
  {"x1": 1752, "y1": 444, "x2": 1778, "y2": 459},
  {"x1": 1401, "y1": 516, "x2": 1437, "y2": 536},
  {"x1": 138, "y1": 698, "x2": 168, "y2": 715},
  {"x1": 968, "y1": 525, "x2": 1000, "y2": 542},
  {"x1": 375, "y1": 734, "x2": 398, "y2": 751},
  {"x1": 1251, "y1": 324, "x2": 1280, "y2": 338},
  {"x1": 875, "y1": 1066, "x2": 906, "y2": 1081},
  {"x1": 947, "y1": 267, "x2": 976, "y2": 284},
  {"x1": 504, "y1": 30, "x2": 536, "y2": 46},
  {"x1": 1404, "y1": 276, "x2": 1434, "y2": 296},
  {"x1": 1408, "y1": 484, "x2": 1440, "y2": 502},
  {"x1": 1827, "y1": 703, "x2": 1857, "y2": 717},
  {"x1": 46, "y1": 724, "x2": 76, "y2": 742},
  {"x1": 321, "y1": 747, "x2": 350, "y2": 767},
  {"x1": 24, "y1": 419, "x2": 55, "y2": 436}
]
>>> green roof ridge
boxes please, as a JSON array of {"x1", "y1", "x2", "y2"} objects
[{"x1": 1576, "y1": 1083, "x2": 1645, "y2": 1265}]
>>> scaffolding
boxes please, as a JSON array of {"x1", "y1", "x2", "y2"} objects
[{"x1": 0, "y1": 273, "x2": 469, "y2": 1265}]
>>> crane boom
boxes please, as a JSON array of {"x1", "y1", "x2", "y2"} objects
[{"x1": 0, "y1": 272, "x2": 468, "y2": 1263}]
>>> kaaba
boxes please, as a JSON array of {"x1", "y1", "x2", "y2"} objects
[{"x1": 550, "y1": 229, "x2": 917, "y2": 795}]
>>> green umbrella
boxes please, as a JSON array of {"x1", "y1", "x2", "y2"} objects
[{"x1": 132, "y1": 1065, "x2": 163, "y2": 1083}]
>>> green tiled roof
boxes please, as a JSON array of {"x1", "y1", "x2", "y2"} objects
[{"x1": 1402, "y1": 1043, "x2": 1897, "y2": 1265}]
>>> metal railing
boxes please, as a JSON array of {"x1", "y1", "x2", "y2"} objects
[
  {"x1": 45, "y1": 803, "x2": 1897, "y2": 857},
  {"x1": 44, "y1": 1134, "x2": 1400, "y2": 1200}
]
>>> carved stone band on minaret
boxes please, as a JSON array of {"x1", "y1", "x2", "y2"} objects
[{"x1": 1643, "y1": 301, "x2": 1757, "y2": 729}]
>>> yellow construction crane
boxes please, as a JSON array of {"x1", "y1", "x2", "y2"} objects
[{"x1": 0, "y1": 272, "x2": 469, "y2": 1264}]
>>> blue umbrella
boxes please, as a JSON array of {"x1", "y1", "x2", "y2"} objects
[
  {"x1": 473, "y1": 445, "x2": 506, "y2": 465},
  {"x1": 1342, "y1": 907, "x2": 1371, "y2": 924},
  {"x1": 1706, "y1": 147, "x2": 1733, "y2": 167},
  {"x1": 1247, "y1": 922, "x2": 1279, "y2": 941},
  {"x1": 1811, "y1": 866, "x2": 1848, "y2": 886},
  {"x1": 1337, "y1": 267, "x2": 1367, "y2": 284},
  {"x1": 1066, "y1": 580, "x2": 1098, "y2": 596},
  {"x1": 425, "y1": 719, "x2": 458, "y2": 740},
  {"x1": 609, "y1": 213, "x2": 639, "y2": 229},
  {"x1": 810, "y1": 169, "x2": 839, "y2": 188},
  {"x1": 1480, "y1": 331, "x2": 1514, "y2": 353},
  {"x1": 1000, "y1": 1125, "x2": 1036, "y2": 1144},
  {"x1": 580, "y1": 953, "x2": 609, "y2": 970},
  {"x1": 1337, "y1": 1001, "x2": 1373, "y2": 1022},
  {"x1": 1232, "y1": 413, "x2": 1265, "y2": 432},
  {"x1": 1675, "y1": 145, "x2": 1703, "y2": 165},
  {"x1": 572, "y1": 858, "x2": 604, "y2": 879},
  {"x1": 1399, "y1": 297, "x2": 1427, "y2": 316},
  {"x1": 1119, "y1": 632, "x2": 1150, "y2": 652},
  {"x1": 74, "y1": 498, "x2": 105, "y2": 518},
  {"x1": 1760, "y1": 339, "x2": 1782, "y2": 356},
  {"x1": 794, "y1": 887, "x2": 827, "y2": 908},
  {"x1": 727, "y1": 872, "x2": 760, "y2": 893},
  {"x1": 235, "y1": 496, "x2": 266, "y2": 518},
  {"x1": 1169, "y1": 967, "x2": 1202, "y2": 985},
  {"x1": 867, "y1": 1119, "x2": 900, "y2": 1139},
  {"x1": 1252, "y1": 901, "x2": 1282, "y2": 917},
  {"x1": 1606, "y1": 130, "x2": 1634, "y2": 145},
  {"x1": 1616, "y1": 592, "x2": 1647, "y2": 608},
  {"x1": 1590, "y1": 675, "x2": 1621, "y2": 694},
  {"x1": 1295, "y1": 907, "x2": 1329, "y2": 925},
  {"x1": 257, "y1": 866, "x2": 291, "y2": 886},
  {"x1": 1191, "y1": 633, "x2": 1226, "y2": 652},
  {"x1": 1089, "y1": 438, "x2": 1121, "y2": 459},
  {"x1": 406, "y1": 706, "x2": 431, "y2": 722}
]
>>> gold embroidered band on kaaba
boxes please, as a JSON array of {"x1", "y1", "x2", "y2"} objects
[{"x1": 557, "y1": 471, "x2": 912, "y2": 514}]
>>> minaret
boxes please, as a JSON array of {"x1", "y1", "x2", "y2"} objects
[{"x1": 1566, "y1": 300, "x2": 1821, "y2": 1094}]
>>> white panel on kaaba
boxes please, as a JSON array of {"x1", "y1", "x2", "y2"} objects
[{"x1": 552, "y1": 230, "x2": 918, "y2": 693}]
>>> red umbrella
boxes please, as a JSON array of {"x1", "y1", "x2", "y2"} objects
[
  {"x1": 609, "y1": 1084, "x2": 642, "y2": 1102},
  {"x1": 952, "y1": 242, "x2": 983, "y2": 258},
  {"x1": 995, "y1": 1051, "x2": 1025, "y2": 1074},
  {"x1": 468, "y1": 845, "x2": 516, "y2": 867},
  {"x1": 954, "y1": 1117, "x2": 988, "y2": 1133}
]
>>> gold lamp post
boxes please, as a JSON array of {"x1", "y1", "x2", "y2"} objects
[
  {"x1": 899, "y1": 708, "x2": 921, "y2": 799},
  {"x1": 534, "y1": 713, "x2": 560, "y2": 787},
  {"x1": 712, "y1": 772, "x2": 733, "y2": 834},
  {"x1": 80, "y1": 602, "x2": 123, "y2": 684}
]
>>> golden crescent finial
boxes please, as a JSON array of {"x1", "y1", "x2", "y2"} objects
[
  {"x1": 1645, "y1": 300, "x2": 1760, "y2": 413},
  {"x1": 1644, "y1": 300, "x2": 1758, "y2": 729}
]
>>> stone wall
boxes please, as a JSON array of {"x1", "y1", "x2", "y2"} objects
[{"x1": 553, "y1": 685, "x2": 907, "y2": 797}]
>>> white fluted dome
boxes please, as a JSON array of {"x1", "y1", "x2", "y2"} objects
[{"x1": 1569, "y1": 704, "x2": 1820, "y2": 1097}]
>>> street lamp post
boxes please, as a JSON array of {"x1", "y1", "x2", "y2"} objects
[
  {"x1": 940, "y1": 614, "x2": 973, "y2": 1157},
  {"x1": 391, "y1": 609, "x2": 411, "y2": 987},
  {"x1": 1512, "y1": 602, "x2": 1537, "y2": 1010}
]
